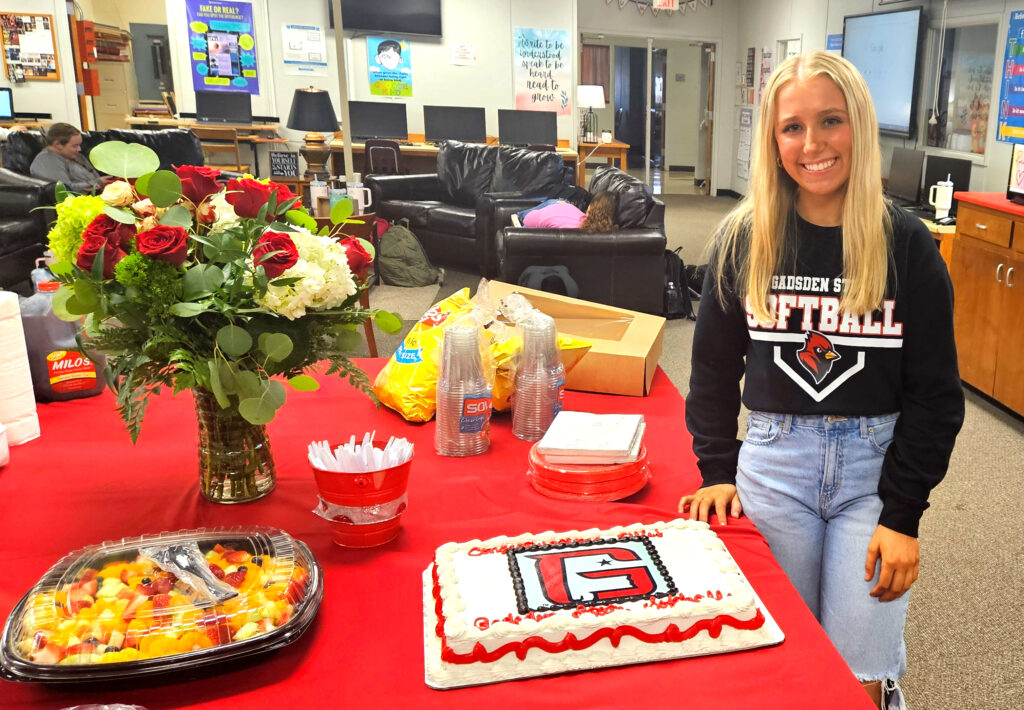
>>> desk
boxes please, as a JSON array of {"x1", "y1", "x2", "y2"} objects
[
  {"x1": 328, "y1": 139, "x2": 579, "y2": 181},
  {"x1": 0, "y1": 362, "x2": 872, "y2": 709},
  {"x1": 124, "y1": 116, "x2": 285, "y2": 176},
  {"x1": 916, "y1": 214, "x2": 957, "y2": 270},
  {"x1": 577, "y1": 139, "x2": 630, "y2": 186}
]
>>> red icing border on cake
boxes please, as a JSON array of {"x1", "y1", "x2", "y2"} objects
[{"x1": 431, "y1": 564, "x2": 767, "y2": 665}]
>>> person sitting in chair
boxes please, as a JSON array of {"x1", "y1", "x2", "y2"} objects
[{"x1": 29, "y1": 123, "x2": 111, "y2": 194}]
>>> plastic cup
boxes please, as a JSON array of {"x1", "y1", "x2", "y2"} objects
[{"x1": 311, "y1": 441, "x2": 412, "y2": 548}]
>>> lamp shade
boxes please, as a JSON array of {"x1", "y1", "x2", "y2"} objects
[
  {"x1": 576, "y1": 84, "x2": 606, "y2": 110},
  {"x1": 286, "y1": 87, "x2": 340, "y2": 133}
]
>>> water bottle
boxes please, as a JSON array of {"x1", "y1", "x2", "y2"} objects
[
  {"x1": 19, "y1": 261, "x2": 106, "y2": 402},
  {"x1": 435, "y1": 325, "x2": 492, "y2": 456},
  {"x1": 512, "y1": 315, "x2": 565, "y2": 441}
]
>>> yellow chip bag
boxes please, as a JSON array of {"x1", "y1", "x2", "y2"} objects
[
  {"x1": 373, "y1": 288, "x2": 477, "y2": 422},
  {"x1": 489, "y1": 333, "x2": 591, "y2": 412}
]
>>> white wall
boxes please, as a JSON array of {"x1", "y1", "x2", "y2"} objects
[{"x1": 0, "y1": 0, "x2": 81, "y2": 125}]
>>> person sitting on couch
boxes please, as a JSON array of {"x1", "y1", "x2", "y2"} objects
[
  {"x1": 518, "y1": 190, "x2": 619, "y2": 231},
  {"x1": 29, "y1": 123, "x2": 111, "y2": 194}
]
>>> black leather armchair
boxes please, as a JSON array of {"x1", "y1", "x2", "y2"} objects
[
  {"x1": 0, "y1": 128, "x2": 206, "y2": 294},
  {"x1": 496, "y1": 165, "x2": 667, "y2": 315},
  {"x1": 365, "y1": 141, "x2": 567, "y2": 275}
]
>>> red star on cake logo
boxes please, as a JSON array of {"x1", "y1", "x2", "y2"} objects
[{"x1": 796, "y1": 330, "x2": 841, "y2": 385}]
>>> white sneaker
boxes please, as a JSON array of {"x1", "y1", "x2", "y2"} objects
[{"x1": 883, "y1": 679, "x2": 907, "y2": 710}]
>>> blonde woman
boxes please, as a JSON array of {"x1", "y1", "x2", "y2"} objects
[{"x1": 679, "y1": 52, "x2": 963, "y2": 709}]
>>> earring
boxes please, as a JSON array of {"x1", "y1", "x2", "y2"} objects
[{"x1": 776, "y1": 156, "x2": 783, "y2": 168}]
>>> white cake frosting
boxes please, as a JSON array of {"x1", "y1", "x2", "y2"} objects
[{"x1": 423, "y1": 519, "x2": 782, "y2": 688}]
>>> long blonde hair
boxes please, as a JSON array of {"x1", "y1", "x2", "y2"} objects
[{"x1": 711, "y1": 51, "x2": 891, "y2": 323}]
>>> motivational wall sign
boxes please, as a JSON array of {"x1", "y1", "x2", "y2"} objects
[
  {"x1": 513, "y1": 27, "x2": 570, "y2": 115},
  {"x1": 269, "y1": 151, "x2": 299, "y2": 178}
]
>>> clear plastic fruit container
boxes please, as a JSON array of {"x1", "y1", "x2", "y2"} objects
[{"x1": 0, "y1": 526, "x2": 322, "y2": 683}]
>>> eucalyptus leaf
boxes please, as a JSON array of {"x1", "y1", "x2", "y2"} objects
[
  {"x1": 208, "y1": 360, "x2": 230, "y2": 408},
  {"x1": 54, "y1": 182, "x2": 69, "y2": 204},
  {"x1": 135, "y1": 172, "x2": 152, "y2": 196},
  {"x1": 216, "y1": 360, "x2": 238, "y2": 394},
  {"x1": 51, "y1": 286, "x2": 80, "y2": 321},
  {"x1": 258, "y1": 332, "x2": 293, "y2": 362},
  {"x1": 263, "y1": 379, "x2": 287, "y2": 408},
  {"x1": 332, "y1": 328, "x2": 362, "y2": 352},
  {"x1": 143, "y1": 170, "x2": 183, "y2": 208},
  {"x1": 329, "y1": 196, "x2": 354, "y2": 225},
  {"x1": 49, "y1": 261, "x2": 73, "y2": 276},
  {"x1": 159, "y1": 204, "x2": 194, "y2": 228},
  {"x1": 89, "y1": 141, "x2": 160, "y2": 178},
  {"x1": 355, "y1": 236, "x2": 375, "y2": 260},
  {"x1": 103, "y1": 205, "x2": 137, "y2": 225},
  {"x1": 216, "y1": 324, "x2": 253, "y2": 357},
  {"x1": 74, "y1": 279, "x2": 99, "y2": 309},
  {"x1": 169, "y1": 302, "x2": 209, "y2": 317},
  {"x1": 234, "y1": 370, "x2": 262, "y2": 399},
  {"x1": 288, "y1": 374, "x2": 320, "y2": 392},
  {"x1": 374, "y1": 310, "x2": 403, "y2": 334},
  {"x1": 238, "y1": 397, "x2": 276, "y2": 425}
]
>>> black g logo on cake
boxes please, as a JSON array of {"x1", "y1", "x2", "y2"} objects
[{"x1": 507, "y1": 537, "x2": 676, "y2": 614}]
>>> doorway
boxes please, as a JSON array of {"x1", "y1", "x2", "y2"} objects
[{"x1": 613, "y1": 46, "x2": 667, "y2": 169}]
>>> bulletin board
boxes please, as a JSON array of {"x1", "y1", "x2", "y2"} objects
[{"x1": 0, "y1": 13, "x2": 60, "y2": 82}]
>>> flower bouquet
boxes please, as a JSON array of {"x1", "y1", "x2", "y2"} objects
[{"x1": 45, "y1": 141, "x2": 402, "y2": 503}]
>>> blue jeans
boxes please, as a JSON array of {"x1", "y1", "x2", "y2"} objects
[{"x1": 736, "y1": 411, "x2": 908, "y2": 683}]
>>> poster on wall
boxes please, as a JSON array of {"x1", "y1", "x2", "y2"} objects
[
  {"x1": 367, "y1": 37, "x2": 412, "y2": 97},
  {"x1": 997, "y1": 10, "x2": 1024, "y2": 143},
  {"x1": 0, "y1": 14, "x2": 59, "y2": 82},
  {"x1": 513, "y1": 27, "x2": 571, "y2": 115},
  {"x1": 282, "y1": 24, "x2": 327, "y2": 77},
  {"x1": 185, "y1": 0, "x2": 259, "y2": 95}
]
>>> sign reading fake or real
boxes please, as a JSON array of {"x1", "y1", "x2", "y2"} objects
[
  {"x1": 185, "y1": 0, "x2": 259, "y2": 95},
  {"x1": 513, "y1": 27, "x2": 570, "y2": 115},
  {"x1": 367, "y1": 36, "x2": 412, "y2": 97}
]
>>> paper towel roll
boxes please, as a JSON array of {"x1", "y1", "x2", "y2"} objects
[
  {"x1": 0, "y1": 292, "x2": 40, "y2": 444},
  {"x1": 0, "y1": 422, "x2": 9, "y2": 467}
]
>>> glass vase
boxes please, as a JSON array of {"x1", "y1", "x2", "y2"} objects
[{"x1": 193, "y1": 388, "x2": 276, "y2": 503}]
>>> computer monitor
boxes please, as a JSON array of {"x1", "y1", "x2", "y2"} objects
[
  {"x1": 886, "y1": 147, "x2": 925, "y2": 204},
  {"x1": 423, "y1": 105, "x2": 486, "y2": 143},
  {"x1": 347, "y1": 101, "x2": 408, "y2": 141},
  {"x1": 195, "y1": 90, "x2": 252, "y2": 124},
  {"x1": 497, "y1": 109, "x2": 557, "y2": 146},
  {"x1": 1007, "y1": 143, "x2": 1024, "y2": 206},
  {"x1": 923, "y1": 155, "x2": 972, "y2": 216},
  {"x1": 0, "y1": 88, "x2": 12, "y2": 120}
]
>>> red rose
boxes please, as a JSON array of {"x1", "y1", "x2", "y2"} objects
[
  {"x1": 82, "y1": 214, "x2": 136, "y2": 250},
  {"x1": 76, "y1": 234, "x2": 126, "y2": 279},
  {"x1": 136, "y1": 225, "x2": 189, "y2": 267},
  {"x1": 337, "y1": 236, "x2": 373, "y2": 281},
  {"x1": 253, "y1": 230, "x2": 299, "y2": 278},
  {"x1": 225, "y1": 178, "x2": 300, "y2": 220},
  {"x1": 175, "y1": 165, "x2": 222, "y2": 205}
]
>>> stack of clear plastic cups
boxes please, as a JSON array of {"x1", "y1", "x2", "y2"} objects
[
  {"x1": 435, "y1": 325, "x2": 492, "y2": 456},
  {"x1": 512, "y1": 315, "x2": 565, "y2": 441}
]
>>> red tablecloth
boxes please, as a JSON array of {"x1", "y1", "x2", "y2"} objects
[{"x1": 0, "y1": 360, "x2": 873, "y2": 709}]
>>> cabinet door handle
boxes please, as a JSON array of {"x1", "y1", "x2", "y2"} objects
[
  {"x1": 1008, "y1": 267, "x2": 1015, "y2": 288},
  {"x1": 996, "y1": 263, "x2": 1004, "y2": 283},
  {"x1": 976, "y1": 223, "x2": 988, "y2": 230}
]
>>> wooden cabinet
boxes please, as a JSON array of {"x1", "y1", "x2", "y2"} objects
[
  {"x1": 949, "y1": 197, "x2": 1024, "y2": 414},
  {"x1": 90, "y1": 26, "x2": 136, "y2": 131}
]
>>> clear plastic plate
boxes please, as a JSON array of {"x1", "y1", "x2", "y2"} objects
[{"x1": 0, "y1": 526, "x2": 323, "y2": 683}]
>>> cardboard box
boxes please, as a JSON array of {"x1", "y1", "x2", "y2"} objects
[{"x1": 487, "y1": 281, "x2": 666, "y2": 397}]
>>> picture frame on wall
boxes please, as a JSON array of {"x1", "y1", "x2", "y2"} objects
[{"x1": 0, "y1": 13, "x2": 60, "y2": 81}]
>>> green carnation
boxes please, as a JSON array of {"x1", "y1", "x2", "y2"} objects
[{"x1": 47, "y1": 195, "x2": 105, "y2": 264}]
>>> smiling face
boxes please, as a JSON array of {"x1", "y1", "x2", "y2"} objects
[{"x1": 774, "y1": 74, "x2": 853, "y2": 225}]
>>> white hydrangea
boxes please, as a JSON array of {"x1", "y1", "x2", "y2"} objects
[
  {"x1": 208, "y1": 190, "x2": 241, "y2": 229},
  {"x1": 254, "y1": 228, "x2": 357, "y2": 320}
]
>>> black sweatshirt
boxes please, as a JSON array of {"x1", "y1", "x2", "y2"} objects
[{"x1": 685, "y1": 207, "x2": 965, "y2": 537}]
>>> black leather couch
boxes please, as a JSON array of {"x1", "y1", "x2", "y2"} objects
[
  {"x1": 365, "y1": 141, "x2": 567, "y2": 275},
  {"x1": 495, "y1": 165, "x2": 667, "y2": 315},
  {"x1": 0, "y1": 128, "x2": 204, "y2": 295}
]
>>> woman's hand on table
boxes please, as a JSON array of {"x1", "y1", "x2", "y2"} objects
[
  {"x1": 678, "y1": 484, "x2": 742, "y2": 526},
  {"x1": 864, "y1": 524, "x2": 919, "y2": 602}
]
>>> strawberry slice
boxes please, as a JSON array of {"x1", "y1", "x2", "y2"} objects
[
  {"x1": 152, "y1": 594, "x2": 172, "y2": 610},
  {"x1": 208, "y1": 563, "x2": 225, "y2": 579},
  {"x1": 224, "y1": 550, "x2": 250, "y2": 564},
  {"x1": 121, "y1": 592, "x2": 148, "y2": 621},
  {"x1": 30, "y1": 642, "x2": 66, "y2": 664},
  {"x1": 223, "y1": 570, "x2": 246, "y2": 588}
]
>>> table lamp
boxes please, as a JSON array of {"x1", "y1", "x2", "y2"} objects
[
  {"x1": 577, "y1": 85, "x2": 606, "y2": 143},
  {"x1": 286, "y1": 87, "x2": 340, "y2": 180}
]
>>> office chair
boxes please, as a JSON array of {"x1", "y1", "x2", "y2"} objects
[{"x1": 363, "y1": 139, "x2": 403, "y2": 176}]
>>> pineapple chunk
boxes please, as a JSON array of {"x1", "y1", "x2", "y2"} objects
[{"x1": 233, "y1": 622, "x2": 260, "y2": 641}]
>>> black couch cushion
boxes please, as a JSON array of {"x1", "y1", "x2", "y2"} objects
[
  {"x1": 425, "y1": 205, "x2": 477, "y2": 238},
  {"x1": 378, "y1": 199, "x2": 446, "y2": 228},
  {"x1": 588, "y1": 164, "x2": 654, "y2": 228},
  {"x1": 1, "y1": 130, "x2": 46, "y2": 175},
  {"x1": 436, "y1": 141, "x2": 499, "y2": 208},
  {"x1": 491, "y1": 146, "x2": 564, "y2": 196}
]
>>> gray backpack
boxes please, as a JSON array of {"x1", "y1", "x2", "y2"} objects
[{"x1": 376, "y1": 219, "x2": 442, "y2": 287}]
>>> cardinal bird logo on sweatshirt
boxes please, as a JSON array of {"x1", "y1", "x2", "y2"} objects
[{"x1": 796, "y1": 331, "x2": 841, "y2": 384}]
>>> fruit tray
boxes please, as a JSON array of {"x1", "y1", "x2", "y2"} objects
[{"x1": 0, "y1": 526, "x2": 323, "y2": 683}]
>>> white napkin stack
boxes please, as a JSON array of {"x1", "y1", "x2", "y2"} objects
[{"x1": 0, "y1": 292, "x2": 40, "y2": 445}]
